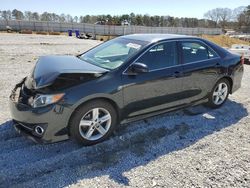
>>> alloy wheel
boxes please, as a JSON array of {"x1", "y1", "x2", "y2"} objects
[
  {"x1": 212, "y1": 82, "x2": 228, "y2": 105},
  {"x1": 79, "y1": 108, "x2": 112, "y2": 141}
]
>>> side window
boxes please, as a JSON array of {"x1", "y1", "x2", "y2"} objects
[
  {"x1": 137, "y1": 41, "x2": 177, "y2": 70},
  {"x1": 181, "y1": 42, "x2": 218, "y2": 64},
  {"x1": 208, "y1": 48, "x2": 218, "y2": 58}
]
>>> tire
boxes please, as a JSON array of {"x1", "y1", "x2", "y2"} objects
[
  {"x1": 206, "y1": 78, "x2": 230, "y2": 109},
  {"x1": 69, "y1": 100, "x2": 118, "y2": 145}
]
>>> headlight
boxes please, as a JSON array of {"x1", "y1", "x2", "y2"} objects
[{"x1": 31, "y1": 93, "x2": 64, "y2": 108}]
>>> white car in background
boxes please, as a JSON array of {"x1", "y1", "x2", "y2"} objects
[{"x1": 227, "y1": 44, "x2": 250, "y2": 64}]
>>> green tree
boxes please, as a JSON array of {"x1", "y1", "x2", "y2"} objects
[
  {"x1": 32, "y1": 12, "x2": 39, "y2": 21},
  {"x1": 135, "y1": 14, "x2": 143, "y2": 25},
  {"x1": 59, "y1": 14, "x2": 66, "y2": 22},
  {"x1": 40, "y1": 12, "x2": 51, "y2": 21},
  {"x1": 73, "y1": 16, "x2": 78, "y2": 23},
  {"x1": 12, "y1": 9, "x2": 24, "y2": 20},
  {"x1": 24, "y1": 11, "x2": 32, "y2": 21},
  {"x1": 0, "y1": 10, "x2": 12, "y2": 20},
  {"x1": 130, "y1": 13, "x2": 136, "y2": 25}
]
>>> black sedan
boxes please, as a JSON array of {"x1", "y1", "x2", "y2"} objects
[{"x1": 9, "y1": 34, "x2": 244, "y2": 145}]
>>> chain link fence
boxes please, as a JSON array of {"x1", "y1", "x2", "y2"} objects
[{"x1": 0, "y1": 20, "x2": 222, "y2": 35}]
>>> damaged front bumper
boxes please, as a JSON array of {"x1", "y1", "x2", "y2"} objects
[{"x1": 9, "y1": 79, "x2": 73, "y2": 143}]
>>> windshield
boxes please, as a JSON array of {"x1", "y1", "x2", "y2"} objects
[{"x1": 79, "y1": 38, "x2": 149, "y2": 70}]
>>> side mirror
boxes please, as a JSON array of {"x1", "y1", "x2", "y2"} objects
[{"x1": 127, "y1": 62, "x2": 149, "y2": 75}]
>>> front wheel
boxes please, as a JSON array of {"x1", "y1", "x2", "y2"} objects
[
  {"x1": 207, "y1": 79, "x2": 230, "y2": 108},
  {"x1": 69, "y1": 100, "x2": 117, "y2": 145}
]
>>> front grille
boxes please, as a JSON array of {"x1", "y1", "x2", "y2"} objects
[
  {"x1": 19, "y1": 122, "x2": 34, "y2": 131},
  {"x1": 14, "y1": 121, "x2": 48, "y2": 138},
  {"x1": 13, "y1": 120, "x2": 35, "y2": 132}
]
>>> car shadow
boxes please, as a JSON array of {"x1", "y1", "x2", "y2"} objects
[{"x1": 0, "y1": 99, "x2": 248, "y2": 187}]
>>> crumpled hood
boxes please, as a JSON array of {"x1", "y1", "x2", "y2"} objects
[{"x1": 26, "y1": 55, "x2": 109, "y2": 89}]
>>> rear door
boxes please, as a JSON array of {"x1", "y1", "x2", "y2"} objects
[{"x1": 178, "y1": 40, "x2": 221, "y2": 103}]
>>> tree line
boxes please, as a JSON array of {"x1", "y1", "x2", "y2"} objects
[
  {"x1": 204, "y1": 6, "x2": 250, "y2": 30},
  {"x1": 0, "y1": 6, "x2": 249, "y2": 31}
]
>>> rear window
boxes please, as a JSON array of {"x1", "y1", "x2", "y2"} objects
[{"x1": 181, "y1": 42, "x2": 218, "y2": 64}]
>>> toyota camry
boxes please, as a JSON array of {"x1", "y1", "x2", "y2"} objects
[{"x1": 9, "y1": 34, "x2": 244, "y2": 145}]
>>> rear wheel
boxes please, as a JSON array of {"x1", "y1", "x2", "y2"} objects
[
  {"x1": 207, "y1": 79, "x2": 230, "y2": 108},
  {"x1": 69, "y1": 100, "x2": 117, "y2": 145}
]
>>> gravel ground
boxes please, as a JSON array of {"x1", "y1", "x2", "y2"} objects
[{"x1": 0, "y1": 33, "x2": 249, "y2": 188}]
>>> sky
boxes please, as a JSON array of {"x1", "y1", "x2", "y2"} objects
[{"x1": 0, "y1": 0, "x2": 249, "y2": 19}]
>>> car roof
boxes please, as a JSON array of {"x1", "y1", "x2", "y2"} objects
[
  {"x1": 121, "y1": 34, "x2": 230, "y2": 58},
  {"x1": 121, "y1": 34, "x2": 197, "y2": 43}
]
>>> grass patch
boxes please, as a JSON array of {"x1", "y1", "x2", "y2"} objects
[
  {"x1": 96, "y1": 35, "x2": 117, "y2": 41},
  {"x1": 49, "y1": 32, "x2": 61, "y2": 35},
  {"x1": 201, "y1": 35, "x2": 250, "y2": 47},
  {"x1": 36, "y1": 31, "x2": 48, "y2": 35},
  {"x1": 20, "y1": 30, "x2": 32, "y2": 34}
]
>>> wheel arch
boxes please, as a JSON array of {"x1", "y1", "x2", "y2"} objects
[
  {"x1": 220, "y1": 76, "x2": 233, "y2": 94},
  {"x1": 67, "y1": 96, "x2": 121, "y2": 133}
]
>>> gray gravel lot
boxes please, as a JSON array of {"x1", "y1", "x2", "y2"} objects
[{"x1": 0, "y1": 33, "x2": 249, "y2": 188}]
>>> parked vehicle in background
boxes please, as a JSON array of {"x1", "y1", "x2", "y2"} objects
[
  {"x1": 228, "y1": 44, "x2": 250, "y2": 64},
  {"x1": 6, "y1": 26, "x2": 13, "y2": 33},
  {"x1": 9, "y1": 34, "x2": 244, "y2": 145},
  {"x1": 78, "y1": 33, "x2": 93, "y2": 39}
]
